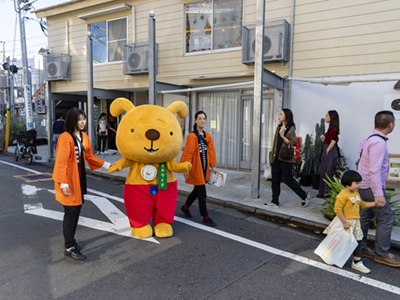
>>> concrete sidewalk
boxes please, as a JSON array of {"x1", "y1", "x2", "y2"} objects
[{"x1": 5, "y1": 145, "x2": 400, "y2": 249}]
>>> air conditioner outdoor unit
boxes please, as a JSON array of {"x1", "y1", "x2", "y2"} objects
[
  {"x1": 123, "y1": 41, "x2": 158, "y2": 75},
  {"x1": 242, "y1": 19, "x2": 289, "y2": 65},
  {"x1": 44, "y1": 53, "x2": 71, "y2": 81}
]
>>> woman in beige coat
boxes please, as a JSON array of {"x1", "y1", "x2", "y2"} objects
[{"x1": 264, "y1": 109, "x2": 310, "y2": 208}]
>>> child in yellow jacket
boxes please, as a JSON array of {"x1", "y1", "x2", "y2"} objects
[{"x1": 322, "y1": 170, "x2": 376, "y2": 273}]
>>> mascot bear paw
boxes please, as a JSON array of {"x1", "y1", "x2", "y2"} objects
[
  {"x1": 131, "y1": 224, "x2": 153, "y2": 239},
  {"x1": 154, "y1": 223, "x2": 173, "y2": 238}
]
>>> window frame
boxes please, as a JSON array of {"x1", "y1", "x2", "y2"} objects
[
  {"x1": 90, "y1": 16, "x2": 129, "y2": 65},
  {"x1": 183, "y1": 0, "x2": 245, "y2": 56}
]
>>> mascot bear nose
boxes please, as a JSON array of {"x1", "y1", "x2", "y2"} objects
[{"x1": 146, "y1": 129, "x2": 160, "y2": 141}]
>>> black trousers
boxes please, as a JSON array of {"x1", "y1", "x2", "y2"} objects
[
  {"x1": 271, "y1": 159, "x2": 307, "y2": 205},
  {"x1": 63, "y1": 205, "x2": 82, "y2": 249},
  {"x1": 97, "y1": 135, "x2": 107, "y2": 152},
  {"x1": 185, "y1": 185, "x2": 208, "y2": 217}
]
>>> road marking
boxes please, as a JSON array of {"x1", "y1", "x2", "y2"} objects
[
  {"x1": 3, "y1": 159, "x2": 400, "y2": 295},
  {"x1": 19, "y1": 183, "x2": 159, "y2": 244},
  {"x1": 0, "y1": 160, "x2": 42, "y2": 174},
  {"x1": 14, "y1": 172, "x2": 53, "y2": 182},
  {"x1": 175, "y1": 217, "x2": 400, "y2": 296}
]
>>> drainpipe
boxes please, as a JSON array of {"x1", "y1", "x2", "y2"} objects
[{"x1": 287, "y1": 0, "x2": 295, "y2": 108}]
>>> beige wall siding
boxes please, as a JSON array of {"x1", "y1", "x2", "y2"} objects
[
  {"x1": 41, "y1": 0, "x2": 400, "y2": 94},
  {"x1": 292, "y1": 0, "x2": 400, "y2": 77}
]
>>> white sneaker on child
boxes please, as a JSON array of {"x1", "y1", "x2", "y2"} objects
[{"x1": 351, "y1": 261, "x2": 371, "y2": 274}]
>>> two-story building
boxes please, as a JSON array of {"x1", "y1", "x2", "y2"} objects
[{"x1": 34, "y1": 0, "x2": 400, "y2": 168}]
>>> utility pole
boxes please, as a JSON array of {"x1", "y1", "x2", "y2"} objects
[
  {"x1": 148, "y1": 9, "x2": 156, "y2": 105},
  {"x1": 18, "y1": 0, "x2": 34, "y2": 130},
  {"x1": 1, "y1": 41, "x2": 5, "y2": 63},
  {"x1": 86, "y1": 31, "x2": 94, "y2": 147},
  {"x1": 251, "y1": 0, "x2": 266, "y2": 199}
]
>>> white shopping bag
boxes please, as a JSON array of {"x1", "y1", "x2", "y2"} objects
[{"x1": 314, "y1": 221, "x2": 358, "y2": 268}]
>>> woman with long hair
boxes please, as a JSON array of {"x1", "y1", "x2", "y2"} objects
[
  {"x1": 95, "y1": 112, "x2": 116, "y2": 155},
  {"x1": 264, "y1": 109, "x2": 310, "y2": 208},
  {"x1": 318, "y1": 110, "x2": 340, "y2": 198},
  {"x1": 53, "y1": 107, "x2": 111, "y2": 260},
  {"x1": 179, "y1": 111, "x2": 218, "y2": 226}
]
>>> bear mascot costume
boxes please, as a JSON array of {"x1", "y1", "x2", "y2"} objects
[{"x1": 108, "y1": 98, "x2": 192, "y2": 239}]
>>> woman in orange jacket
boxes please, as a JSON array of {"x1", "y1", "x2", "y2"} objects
[
  {"x1": 53, "y1": 107, "x2": 111, "y2": 260},
  {"x1": 179, "y1": 111, "x2": 217, "y2": 226}
]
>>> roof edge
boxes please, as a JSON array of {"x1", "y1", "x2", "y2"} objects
[
  {"x1": 32, "y1": 0, "x2": 114, "y2": 18},
  {"x1": 32, "y1": 0, "x2": 84, "y2": 14}
]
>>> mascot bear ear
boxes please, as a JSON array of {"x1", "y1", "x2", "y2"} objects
[
  {"x1": 110, "y1": 98, "x2": 135, "y2": 117},
  {"x1": 167, "y1": 101, "x2": 188, "y2": 119}
]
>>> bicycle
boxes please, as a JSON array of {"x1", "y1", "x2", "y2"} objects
[{"x1": 12, "y1": 130, "x2": 37, "y2": 164}]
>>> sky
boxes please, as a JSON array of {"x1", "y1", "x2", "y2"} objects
[{"x1": 0, "y1": 0, "x2": 67, "y2": 63}]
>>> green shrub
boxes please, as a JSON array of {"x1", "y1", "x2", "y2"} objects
[
  {"x1": 7, "y1": 114, "x2": 26, "y2": 144},
  {"x1": 321, "y1": 175, "x2": 344, "y2": 220},
  {"x1": 321, "y1": 175, "x2": 400, "y2": 227}
]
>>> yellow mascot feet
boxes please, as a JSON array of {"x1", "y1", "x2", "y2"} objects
[
  {"x1": 154, "y1": 223, "x2": 173, "y2": 238},
  {"x1": 131, "y1": 224, "x2": 153, "y2": 239}
]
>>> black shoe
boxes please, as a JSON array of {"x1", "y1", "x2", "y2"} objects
[
  {"x1": 181, "y1": 206, "x2": 192, "y2": 218},
  {"x1": 203, "y1": 218, "x2": 216, "y2": 227},
  {"x1": 74, "y1": 242, "x2": 82, "y2": 251},
  {"x1": 64, "y1": 246, "x2": 86, "y2": 261}
]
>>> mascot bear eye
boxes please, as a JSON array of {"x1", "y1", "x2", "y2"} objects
[
  {"x1": 131, "y1": 129, "x2": 135, "y2": 133},
  {"x1": 170, "y1": 131, "x2": 173, "y2": 136}
]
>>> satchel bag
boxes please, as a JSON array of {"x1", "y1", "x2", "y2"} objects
[{"x1": 280, "y1": 140, "x2": 294, "y2": 160}]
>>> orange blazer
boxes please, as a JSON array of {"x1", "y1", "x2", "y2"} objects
[
  {"x1": 52, "y1": 131, "x2": 104, "y2": 206},
  {"x1": 180, "y1": 131, "x2": 217, "y2": 185}
]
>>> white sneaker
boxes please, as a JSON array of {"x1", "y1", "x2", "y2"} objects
[
  {"x1": 302, "y1": 192, "x2": 311, "y2": 207},
  {"x1": 100, "y1": 152, "x2": 104, "y2": 155},
  {"x1": 351, "y1": 261, "x2": 371, "y2": 274},
  {"x1": 263, "y1": 202, "x2": 279, "y2": 208}
]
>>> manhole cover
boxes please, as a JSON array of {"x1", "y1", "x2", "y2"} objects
[{"x1": 14, "y1": 173, "x2": 53, "y2": 183}]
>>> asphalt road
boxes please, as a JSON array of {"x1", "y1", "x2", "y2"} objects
[{"x1": 0, "y1": 155, "x2": 399, "y2": 300}]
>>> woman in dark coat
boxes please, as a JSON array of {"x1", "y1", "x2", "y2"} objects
[
  {"x1": 264, "y1": 109, "x2": 310, "y2": 208},
  {"x1": 318, "y1": 110, "x2": 340, "y2": 198}
]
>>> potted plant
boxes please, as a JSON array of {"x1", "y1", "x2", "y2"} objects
[
  {"x1": 333, "y1": 147, "x2": 350, "y2": 178},
  {"x1": 320, "y1": 175, "x2": 344, "y2": 220},
  {"x1": 312, "y1": 118, "x2": 325, "y2": 189},
  {"x1": 300, "y1": 134, "x2": 314, "y2": 186}
]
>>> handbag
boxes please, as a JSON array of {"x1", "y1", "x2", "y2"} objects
[
  {"x1": 314, "y1": 221, "x2": 358, "y2": 268},
  {"x1": 280, "y1": 140, "x2": 294, "y2": 159}
]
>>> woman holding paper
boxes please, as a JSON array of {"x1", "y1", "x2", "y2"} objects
[{"x1": 179, "y1": 111, "x2": 217, "y2": 227}]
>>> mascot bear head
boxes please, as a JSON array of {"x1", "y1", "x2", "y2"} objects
[{"x1": 110, "y1": 97, "x2": 187, "y2": 163}]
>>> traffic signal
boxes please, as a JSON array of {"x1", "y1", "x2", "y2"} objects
[{"x1": 10, "y1": 65, "x2": 18, "y2": 74}]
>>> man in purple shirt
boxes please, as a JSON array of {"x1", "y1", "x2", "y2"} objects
[{"x1": 358, "y1": 110, "x2": 400, "y2": 267}]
